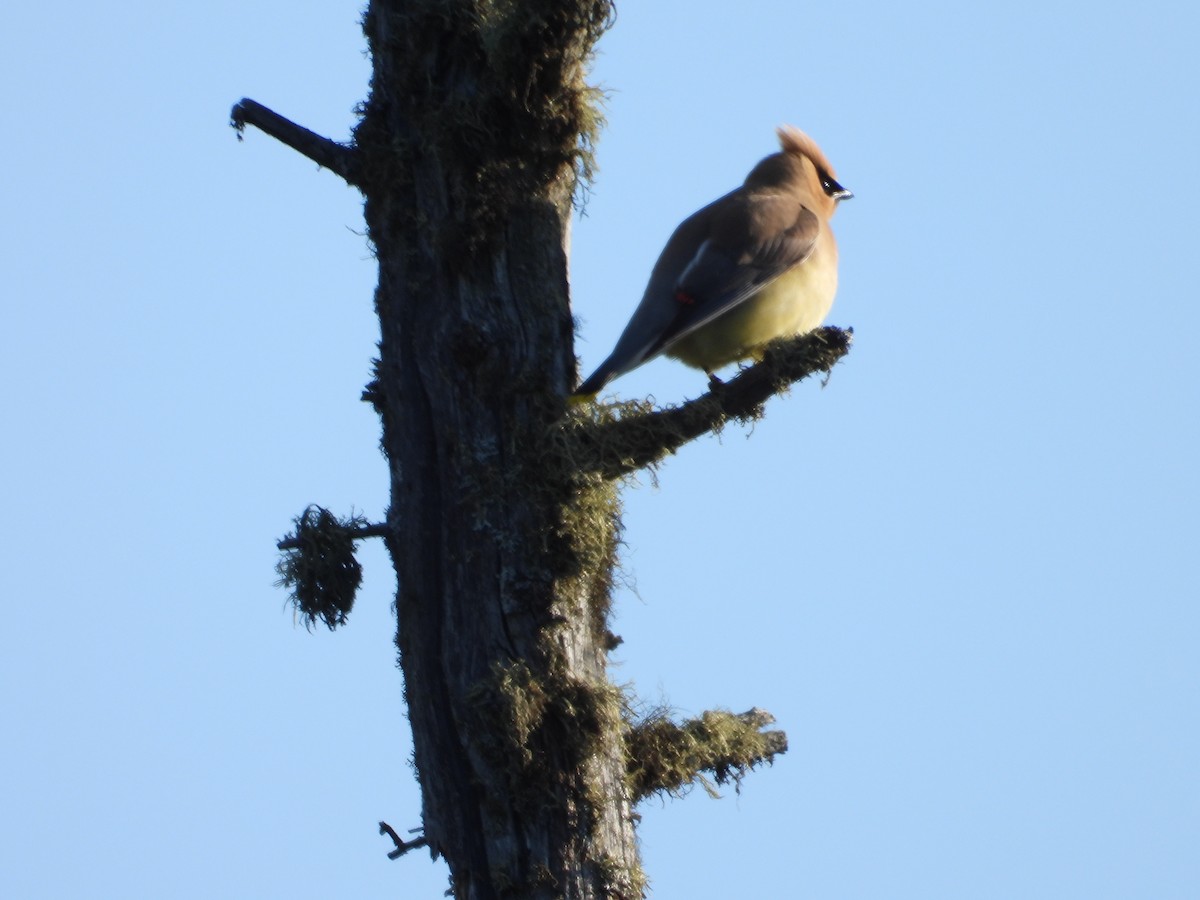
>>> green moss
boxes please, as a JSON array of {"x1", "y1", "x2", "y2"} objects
[
  {"x1": 625, "y1": 708, "x2": 788, "y2": 802},
  {"x1": 355, "y1": 0, "x2": 615, "y2": 260},
  {"x1": 466, "y1": 661, "x2": 624, "y2": 811},
  {"x1": 524, "y1": 398, "x2": 651, "y2": 656},
  {"x1": 553, "y1": 473, "x2": 621, "y2": 640},
  {"x1": 467, "y1": 661, "x2": 646, "y2": 897},
  {"x1": 595, "y1": 852, "x2": 648, "y2": 900}
]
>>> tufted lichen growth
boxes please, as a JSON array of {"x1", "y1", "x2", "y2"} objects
[
  {"x1": 625, "y1": 707, "x2": 788, "y2": 802},
  {"x1": 275, "y1": 506, "x2": 370, "y2": 630}
]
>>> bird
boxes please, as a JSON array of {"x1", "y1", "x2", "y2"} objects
[{"x1": 573, "y1": 126, "x2": 851, "y2": 398}]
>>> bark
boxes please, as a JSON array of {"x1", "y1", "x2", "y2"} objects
[{"x1": 353, "y1": 3, "x2": 639, "y2": 897}]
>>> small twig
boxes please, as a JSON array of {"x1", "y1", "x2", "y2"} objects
[
  {"x1": 379, "y1": 821, "x2": 429, "y2": 860},
  {"x1": 230, "y1": 98, "x2": 358, "y2": 186},
  {"x1": 276, "y1": 522, "x2": 388, "y2": 551}
]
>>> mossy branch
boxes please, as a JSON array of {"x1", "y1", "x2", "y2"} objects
[
  {"x1": 567, "y1": 326, "x2": 853, "y2": 480},
  {"x1": 625, "y1": 708, "x2": 787, "y2": 803},
  {"x1": 275, "y1": 506, "x2": 382, "y2": 630},
  {"x1": 230, "y1": 98, "x2": 359, "y2": 186}
]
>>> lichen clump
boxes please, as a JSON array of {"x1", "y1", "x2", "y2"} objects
[
  {"x1": 467, "y1": 661, "x2": 623, "y2": 803},
  {"x1": 625, "y1": 708, "x2": 787, "y2": 801},
  {"x1": 275, "y1": 506, "x2": 368, "y2": 630}
]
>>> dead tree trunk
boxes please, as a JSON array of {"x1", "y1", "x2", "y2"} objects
[
  {"x1": 354, "y1": 5, "x2": 642, "y2": 897},
  {"x1": 234, "y1": 2, "x2": 850, "y2": 897}
]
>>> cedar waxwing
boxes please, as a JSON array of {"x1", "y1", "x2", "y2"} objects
[{"x1": 574, "y1": 126, "x2": 851, "y2": 398}]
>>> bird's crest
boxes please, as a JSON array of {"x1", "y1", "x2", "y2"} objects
[{"x1": 776, "y1": 125, "x2": 837, "y2": 177}]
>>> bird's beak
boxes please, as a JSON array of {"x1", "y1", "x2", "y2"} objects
[{"x1": 823, "y1": 175, "x2": 853, "y2": 202}]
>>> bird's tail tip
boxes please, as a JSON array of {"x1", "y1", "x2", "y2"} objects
[
  {"x1": 567, "y1": 391, "x2": 597, "y2": 407},
  {"x1": 571, "y1": 367, "x2": 611, "y2": 401}
]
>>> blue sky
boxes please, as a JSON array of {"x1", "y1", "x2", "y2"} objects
[{"x1": 2, "y1": 2, "x2": 1197, "y2": 897}]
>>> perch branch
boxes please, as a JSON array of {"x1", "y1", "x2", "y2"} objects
[
  {"x1": 571, "y1": 326, "x2": 853, "y2": 480},
  {"x1": 230, "y1": 98, "x2": 358, "y2": 186}
]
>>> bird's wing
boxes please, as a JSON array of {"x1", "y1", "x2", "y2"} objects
[
  {"x1": 573, "y1": 191, "x2": 821, "y2": 396},
  {"x1": 649, "y1": 193, "x2": 821, "y2": 356},
  {"x1": 573, "y1": 196, "x2": 728, "y2": 395}
]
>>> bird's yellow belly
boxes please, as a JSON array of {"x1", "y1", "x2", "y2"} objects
[{"x1": 666, "y1": 262, "x2": 837, "y2": 372}]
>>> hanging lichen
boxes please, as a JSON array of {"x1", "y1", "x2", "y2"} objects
[{"x1": 275, "y1": 505, "x2": 369, "y2": 630}]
